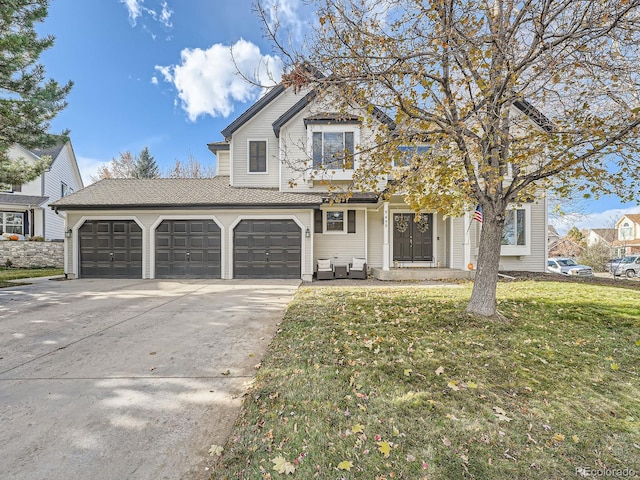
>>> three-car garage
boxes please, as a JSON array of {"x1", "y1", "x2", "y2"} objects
[{"x1": 76, "y1": 217, "x2": 304, "y2": 280}]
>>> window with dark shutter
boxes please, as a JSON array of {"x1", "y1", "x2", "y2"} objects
[{"x1": 347, "y1": 210, "x2": 356, "y2": 233}]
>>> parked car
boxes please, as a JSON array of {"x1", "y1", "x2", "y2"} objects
[
  {"x1": 547, "y1": 257, "x2": 595, "y2": 277},
  {"x1": 605, "y1": 258, "x2": 623, "y2": 273},
  {"x1": 613, "y1": 255, "x2": 640, "y2": 278}
]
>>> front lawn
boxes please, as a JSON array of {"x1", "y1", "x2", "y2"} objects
[
  {"x1": 0, "y1": 267, "x2": 63, "y2": 287},
  {"x1": 212, "y1": 281, "x2": 640, "y2": 479}
]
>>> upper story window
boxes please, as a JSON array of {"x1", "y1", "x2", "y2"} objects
[
  {"x1": 312, "y1": 131, "x2": 354, "y2": 169},
  {"x1": 248, "y1": 140, "x2": 267, "y2": 173},
  {"x1": 61, "y1": 182, "x2": 68, "y2": 197},
  {"x1": 620, "y1": 221, "x2": 633, "y2": 240},
  {"x1": 395, "y1": 146, "x2": 430, "y2": 167},
  {"x1": 1, "y1": 184, "x2": 20, "y2": 193}
]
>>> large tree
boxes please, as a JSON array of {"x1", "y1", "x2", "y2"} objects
[
  {"x1": 166, "y1": 153, "x2": 216, "y2": 178},
  {"x1": 91, "y1": 151, "x2": 138, "y2": 181},
  {"x1": 260, "y1": 0, "x2": 640, "y2": 317},
  {"x1": 135, "y1": 146, "x2": 160, "y2": 178},
  {"x1": 0, "y1": 0, "x2": 72, "y2": 185}
]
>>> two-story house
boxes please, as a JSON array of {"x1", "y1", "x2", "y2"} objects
[
  {"x1": 51, "y1": 84, "x2": 548, "y2": 280},
  {"x1": 613, "y1": 214, "x2": 640, "y2": 255},
  {"x1": 1, "y1": 141, "x2": 83, "y2": 240}
]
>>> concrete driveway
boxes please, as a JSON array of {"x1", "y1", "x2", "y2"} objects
[{"x1": 0, "y1": 278, "x2": 299, "y2": 480}]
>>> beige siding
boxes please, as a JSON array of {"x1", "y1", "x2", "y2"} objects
[
  {"x1": 367, "y1": 208, "x2": 384, "y2": 268},
  {"x1": 231, "y1": 89, "x2": 306, "y2": 188},
  {"x1": 451, "y1": 217, "x2": 466, "y2": 270},
  {"x1": 217, "y1": 151, "x2": 230, "y2": 176},
  {"x1": 64, "y1": 209, "x2": 314, "y2": 280},
  {"x1": 497, "y1": 200, "x2": 547, "y2": 272},
  {"x1": 314, "y1": 210, "x2": 367, "y2": 267}
]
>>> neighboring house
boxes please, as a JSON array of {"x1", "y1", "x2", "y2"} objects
[
  {"x1": 548, "y1": 237, "x2": 583, "y2": 258},
  {"x1": 1, "y1": 141, "x2": 83, "y2": 240},
  {"x1": 548, "y1": 225, "x2": 560, "y2": 247},
  {"x1": 613, "y1": 213, "x2": 640, "y2": 255},
  {"x1": 584, "y1": 228, "x2": 616, "y2": 248},
  {"x1": 51, "y1": 84, "x2": 548, "y2": 280}
]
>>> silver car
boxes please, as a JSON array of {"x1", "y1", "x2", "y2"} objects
[
  {"x1": 547, "y1": 257, "x2": 594, "y2": 277},
  {"x1": 613, "y1": 255, "x2": 640, "y2": 278}
]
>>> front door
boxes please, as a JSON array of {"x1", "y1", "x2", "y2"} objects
[{"x1": 393, "y1": 213, "x2": 433, "y2": 262}]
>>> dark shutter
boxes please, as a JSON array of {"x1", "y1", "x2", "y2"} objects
[
  {"x1": 347, "y1": 210, "x2": 356, "y2": 233},
  {"x1": 314, "y1": 210, "x2": 323, "y2": 233}
]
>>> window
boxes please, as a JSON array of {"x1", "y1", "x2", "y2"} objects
[
  {"x1": 620, "y1": 221, "x2": 633, "y2": 240},
  {"x1": 502, "y1": 208, "x2": 526, "y2": 246},
  {"x1": 395, "y1": 146, "x2": 430, "y2": 167},
  {"x1": 312, "y1": 131, "x2": 355, "y2": 169},
  {"x1": 248, "y1": 140, "x2": 267, "y2": 173},
  {"x1": 317, "y1": 210, "x2": 357, "y2": 234},
  {"x1": 61, "y1": 182, "x2": 68, "y2": 197},
  {"x1": 500, "y1": 205, "x2": 531, "y2": 256},
  {"x1": 1, "y1": 212, "x2": 24, "y2": 235}
]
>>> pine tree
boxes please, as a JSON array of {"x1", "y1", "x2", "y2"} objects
[
  {"x1": 135, "y1": 147, "x2": 160, "y2": 178},
  {"x1": 0, "y1": 0, "x2": 73, "y2": 185}
]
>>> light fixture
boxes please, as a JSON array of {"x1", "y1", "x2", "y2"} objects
[
  {"x1": 65, "y1": 228, "x2": 72, "y2": 238},
  {"x1": 305, "y1": 227, "x2": 311, "y2": 238}
]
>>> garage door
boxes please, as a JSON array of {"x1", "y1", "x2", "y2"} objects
[
  {"x1": 234, "y1": 220, "x2": 301, "y2": 279},
  {"x1": 155, "y1": 220, "x2": 221, "y2": 278},
  {"x1": 79, "y1": 220, "x2": 142, "y2": 278}
]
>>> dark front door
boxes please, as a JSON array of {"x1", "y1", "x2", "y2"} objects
[
  {"x1": 234, "y1": 220, "x2": 301, "y2": 279},
  {"x1": 79, "y1": 220, "x2": 142, "y2": 278},
  {"x1": 155, "y1": 220, "x2": 221, "y2": 278},
  {"x1": 393, "y1": 213, "x2": 433, "y2": 262}
]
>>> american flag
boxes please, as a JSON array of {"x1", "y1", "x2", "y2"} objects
[{"x1": 472, "y1": 205, "x2": 483, "y2": 223}]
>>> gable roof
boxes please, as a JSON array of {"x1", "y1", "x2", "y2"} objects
[
  {"x1": 621, "y1": 213, "x2": 640, "y2": 225},
  {"x1": 31, "y1": 143, "x2": 66, "y2": 160},
  {"x1": 221, "y1": 85, "x2": 286, "y2": 140},
  {"x1": 588, "y1": 228, "x2": 617, "y2": 243},
  {"x1": 50, "y1": 176, "x2": 325, "y2": 210}
]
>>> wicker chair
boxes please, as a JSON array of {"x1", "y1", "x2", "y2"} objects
[
  {"x1": 348, "y1": 258, "x2": 368, "y2": 279},
  {"x1": 316, "y1": 259, "x2": 334, "y2": 280}
]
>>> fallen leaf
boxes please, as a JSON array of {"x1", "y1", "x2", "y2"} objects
[
  {"x1": 351, "y1": 424, "x2": 364, "y2": 434},
  {"x1": 442, "y1": 437, "x2": 452, "y2": 447},
  {"x1": 552, "y1": 433, "x2": 565, "y2": 442},
  {"x1": 572, "y1": 435, "x2": 579, "y2": 443},
  {"x1": 467, "y1": 381, "x2": 478, "y2": 389},
  {"x1": 404, "y1": 369, "x2": 412, "y2": 377},
  {"x1": 208, "y1": 444, "x2": 223, "y2": 457},
  {"x1": 337, "y1": 460, "x2": 353, "y2": 471},
  {"x1": 435, "y1": 366, "x2": 445, "y2": 376},
  {"x1": 272, "y1": 456, "x2": 295, "y2": 475},
  {"x1": 447, "y1": 380, "x2": 460, "y2": 391},
  {"x1": 493, "y1": 406, "x2": 512, "y2": 422},
  {"x1": 611, "y1": 363, "x2": 619, "y2": 371},
  {"x1": 378, "y1": 441, "x2": 391, "y2": 457},
  {"x1": 221, "y1": 369, "x2": 231, "y2": 376}
]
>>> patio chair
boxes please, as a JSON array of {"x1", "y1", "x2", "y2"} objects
[
  {"x1": 316, "y1": 259, "x2": 334, "y2": 280},
  {"x1": 348, "y1": 257, "x2": 367, "y2": 279}
]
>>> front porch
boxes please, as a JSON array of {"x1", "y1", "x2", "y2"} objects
[{"x1": 371, "y1": 267, "x2": 475, "y2": 281}]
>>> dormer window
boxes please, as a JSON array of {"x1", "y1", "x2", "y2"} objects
[
  {"x1": 312, "y1": 131, "x2": 354, "y2": 169},
  {"x1": 305, "y1": 115, "x2": 360, "y2": 171}
]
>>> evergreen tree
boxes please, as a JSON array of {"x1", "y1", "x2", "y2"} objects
[
  {"x1": 0, "y1": 0, "x2": 73, "y2": 185},
  {"x1": 135, "y1": 147, "x2": 160, "y2": 178}
]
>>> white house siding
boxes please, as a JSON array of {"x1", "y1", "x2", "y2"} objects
[
  {"x1": 451, "y1": 217, "x2": 466, "y2": 270},
  {"x1": 231, "y1": 88, "x2": 306, "y2": 188},
  {"x1": 43, "y1": 144, "x2": 83, "y2": 240},
  {"x1": 313, "y1": 209, "x2": 367, "y2": 267},
  {"x1": 64, "y1": 209, "x2": 314, "y2": 281}
]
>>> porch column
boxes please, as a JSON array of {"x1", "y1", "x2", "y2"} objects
[
  {"x1": 463, "y1": 212, "x2": 471, "y2": 270},
  {"x1": 383, "y1": 202, "x2": 390, "y2": 270}
]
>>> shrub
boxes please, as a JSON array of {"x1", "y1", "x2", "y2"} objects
[{"x1": 28, "y1": 236, "x2": 45, "y2": 242}]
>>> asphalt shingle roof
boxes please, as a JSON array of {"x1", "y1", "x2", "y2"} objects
[
  {"x1": 50, "y1": 177, "x2": 326, "y2": 210},
  {"x1": 0, "y1": 194, "x2": 49, "y2": 207}
]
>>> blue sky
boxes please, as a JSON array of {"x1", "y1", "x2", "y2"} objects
[{"x1": 37, "y1": 0, "x2": 637, "y2": 232}]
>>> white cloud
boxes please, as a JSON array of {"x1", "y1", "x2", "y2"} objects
[
  {"x1": 150, "y1": 76, "x2": 158, "y2": 85},
  {"x1": 119, "y1": 0, "x2": 173, "y2": 31},
  {"x1": 156, "y1": 39, "x2": 283, "y2": 121},
  {"x1": 76, "y1": 156, "x2": 109, "y2": 186}
]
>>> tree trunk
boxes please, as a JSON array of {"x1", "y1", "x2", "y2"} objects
[{"x1": 466, "y1": 206, "x2": 505, "y2": 317}]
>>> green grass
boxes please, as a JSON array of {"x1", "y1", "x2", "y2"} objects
[
  {"x1": 0, "y1": 267, "x2": 63, "y2": 287},
  {"x1": 212, "y1": 281, "x2": 640, "y2": 479}
]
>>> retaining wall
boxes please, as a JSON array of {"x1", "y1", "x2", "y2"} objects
[{"x1": 0, "y1": 241, "x2": 64, "y2": 268}]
